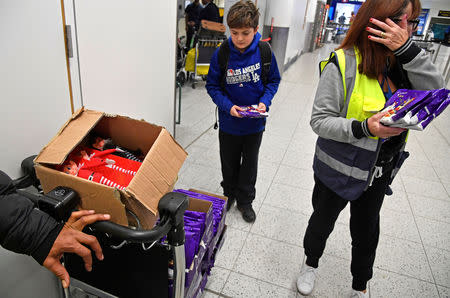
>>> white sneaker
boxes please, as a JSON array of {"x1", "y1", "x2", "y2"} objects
[
  {"x1": 296, "y1": 264, "x2": 316, "y2": 295},
  {"x1": 350, "y1": 289, "x2": 369, "y2": 298}
]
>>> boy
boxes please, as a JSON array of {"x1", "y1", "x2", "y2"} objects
[{"x1": 206, "y1": 0, "x2": 280, "y2": 222}]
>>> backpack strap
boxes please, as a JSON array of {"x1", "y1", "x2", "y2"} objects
[
  {"x1": 218, "y1": 39, "x2": 230, "y2": 90},
  {"x1": 258, "y1": 40, "x2": 272, "y2": 86}
]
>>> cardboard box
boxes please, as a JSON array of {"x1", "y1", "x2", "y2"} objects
[
  {"x1": 201, "y1": 225, "x2": 227, "y2": 275},
  {"x1": 185, "y1": 267, "x2": 202, "y2": 298},
  {"x1": 201, "y1": 20, "x2": 226, "y2": 33},
  {"x1": 188, "y1": 189, "x2": 227, "y2": 252},
  {"x1": 193, "y1": 271, "x2": 209, "y2": 298},
  {"x1": 185, "y1": 198, "x2": 213, "y2": 290},
  {"x1": 35, "y1": 108, "x2": 187, "y2": 227}
]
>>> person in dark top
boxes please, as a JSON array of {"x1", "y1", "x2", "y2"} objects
[
  {"x1": 0, "y1": 170, "x2": 110, "y2": 289},
  {"x1": 200, "y1": 0, "x2": 220, "y2": 23},
  {"x1": 338, "y1": 12, "x2": 346, "y2": 24},
  {"x1": 185, "y1": 0, "x2": 202, "y2": 49}
]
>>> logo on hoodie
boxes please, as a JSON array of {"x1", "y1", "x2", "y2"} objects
[{"x1": 226, "y1": 62, "x2": 260, "y2": 85}]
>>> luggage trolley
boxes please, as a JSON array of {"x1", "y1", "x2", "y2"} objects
[
  {"x1": 14, "y1": 156, "x2": 189, "y2": 298},
  {"x1": 190, "y1": 21, "x2": 227, "y2": 89}
]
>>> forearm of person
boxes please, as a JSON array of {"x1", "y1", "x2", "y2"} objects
[
  {"x1": 394, "y1": 39, "x2": 445, "y2": 89},
  {"x1": 0, "y1": 194, "x2": 63, "y2": 265},
  {"x1": 310, "y1": 63, "x2": 358, "y2": 143}
]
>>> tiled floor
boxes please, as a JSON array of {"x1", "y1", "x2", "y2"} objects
[{"x1": 174, "y1": 44, "x2": 450, "y2": 298}]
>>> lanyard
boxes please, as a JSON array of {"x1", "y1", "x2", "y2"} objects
[{"x1": 381, "y1": 72, "x2": 393, "y2": 100}]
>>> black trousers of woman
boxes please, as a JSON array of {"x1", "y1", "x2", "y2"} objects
[
  {"x1": 218, "y1": 130, "x2": 263, "y2": 207},
  {"x1": 303, "y1": 170, "x2": 391, "y2": 291}
]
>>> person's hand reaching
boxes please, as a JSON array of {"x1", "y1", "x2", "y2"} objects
[{"x1": 43, "y1": 210, "x2": 110, "y2": 289}]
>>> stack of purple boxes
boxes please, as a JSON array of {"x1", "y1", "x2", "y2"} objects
[{"x1": 169, "y1": 189, "x2": 228, "y2": 298}]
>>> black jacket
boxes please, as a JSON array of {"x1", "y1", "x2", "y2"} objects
[
  {"x1": 0, "y1": 170, "x2": 63, "y2": 264},
  {"x1": 199, "y1": 2, "x2": 220, "y2": 23}
]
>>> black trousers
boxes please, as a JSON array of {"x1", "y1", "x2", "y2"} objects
[
  {"x1": 303, "y1": 171, "x2": 391, "y2": 291},
  {"x1": 186, "y1": 25, "x2": 196, "y2": 49},
  {"x1": 219, "y1": 130, "x2": 263, "y2": 207}
]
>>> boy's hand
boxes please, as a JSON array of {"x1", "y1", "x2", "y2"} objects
[
  {"x1": 257, "y1": 102, "x2": 266, "y2": 112},
  {"x1": 230, "y1": 105, "x2": 244, "y2": 118}
]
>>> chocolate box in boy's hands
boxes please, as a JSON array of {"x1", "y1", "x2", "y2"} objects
[{"x1": 34, "y1": 108, "x2": 187, "y2": 227}]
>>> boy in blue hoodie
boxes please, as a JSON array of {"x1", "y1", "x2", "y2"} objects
[{"x1": 206, "y1": 0, "x2": 280, "y2": 222}]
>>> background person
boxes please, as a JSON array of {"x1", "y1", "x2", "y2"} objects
[
  {"x1": 199, "y1": 0, "x2": 220, "y2": 23},
  {"x1": 296, "y1": 0, "x2": 444, "y2": 297},
  {"x1": 185, "y1": 0, "x2": 202, "y2": 49},
  {"x1": 206, "y1": 0, "x2": 280, "y2": 223},
  {"x1": 338, "y1": 12, "x2": 346, "y2": 24},
  {"x1": 350, "y1": 11, "x2": 356, "y2": 24}
]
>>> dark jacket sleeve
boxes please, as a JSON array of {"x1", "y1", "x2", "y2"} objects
[
  {"x1": 393, "y1": 38, "x2": 445, "y2": 89},
  {"x1": 0, "y1": 174, "x2": 63, "y2": 265}
]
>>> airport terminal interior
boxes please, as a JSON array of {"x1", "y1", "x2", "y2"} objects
[{"x1": 1, "y1": 0, "x2": 450, "y2": 297}]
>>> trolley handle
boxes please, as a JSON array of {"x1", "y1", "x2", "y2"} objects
[
  {"x1": 89, "y1": 216, "x2": 172, "y2": 243},
  {"x1": 89, "y1": 191, "x2": 189, "y2": 245}
]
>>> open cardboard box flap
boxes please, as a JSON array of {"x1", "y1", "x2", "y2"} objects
[
  {"x1": 36, "y1": 109, "x2": 103, "y2": 165},
  {"x1": 127, "y1": 128, "x2": 186, "y2": 214},
  {"x1": 35, "y1": 107, "x2": 187, "y2": 227}
]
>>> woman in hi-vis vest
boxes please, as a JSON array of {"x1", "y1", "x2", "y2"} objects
[{"x1": 296, "y1": 0, "x2": 444, "y2": 297}]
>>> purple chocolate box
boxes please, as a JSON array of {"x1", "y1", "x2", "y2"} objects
[
  {"x1": 381, "y1": 89, "x2": 431, "y2": 125},
  {"x1": 184, "y1": 198, "x2": 214, "y2": 289}
]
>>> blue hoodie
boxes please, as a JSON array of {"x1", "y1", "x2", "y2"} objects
[{"x1": 206, "y1": 32, "x2": 281, "y2": 136}]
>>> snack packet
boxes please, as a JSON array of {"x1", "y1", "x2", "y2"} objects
[
  {"x1": 238, "y1": 105, "x2": 269, "y2": 118},
  {"x1": 403, "y1": 93, "x2": 450, "y2": 131},
  {"x1": 405, "y1": 88, "x2": 450, "y2": 125},
  {"x1": 380, "y1": 89, "x2": 431, "y2": 125}
]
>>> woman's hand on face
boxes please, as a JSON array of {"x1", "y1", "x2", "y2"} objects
[
  {"x1": 367, "y1": 112, "x2": 406, "y2": 138},
  {"x1": 366, "y1": 14, "x2": 410, "y2": 51}
]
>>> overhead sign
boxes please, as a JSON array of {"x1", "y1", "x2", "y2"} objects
[{"x1": 438, "y1": 10, "x2": 450, "y2": 17}]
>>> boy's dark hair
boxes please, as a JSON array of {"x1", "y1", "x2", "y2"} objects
[{"x1": 227, "y1": 0, "x2": 259, "y2": 29}]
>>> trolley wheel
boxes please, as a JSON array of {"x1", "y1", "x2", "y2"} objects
[
  {"x1": 202, "y1": 75, "x2": 207, "y2": 81},
  {"x1": 192, "y1": 83, "x2": 196, "y2": 89}
]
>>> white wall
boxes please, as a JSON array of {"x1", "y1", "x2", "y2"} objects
[
  {"x1": 284, "y1": 0, "x2": 309, "y2": 65},
  {"x1": 256, "y1": 0, "x2": 267, "y2": 36},
  {"x1": 264, "y1": 0, "x2": 293, "y2": 27},
  {"x1": 306, "y1": 0, "x2": 319, "y2": 23},
  {"x1": 1, "y1": 3, "x2": 71, "y2": 296},
  {"x1": 0, "y1": 1, "x2": 72, "y2": 178},
  {"x1": 70, "y1": 0, "x2": 177, "y2": 134}
]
